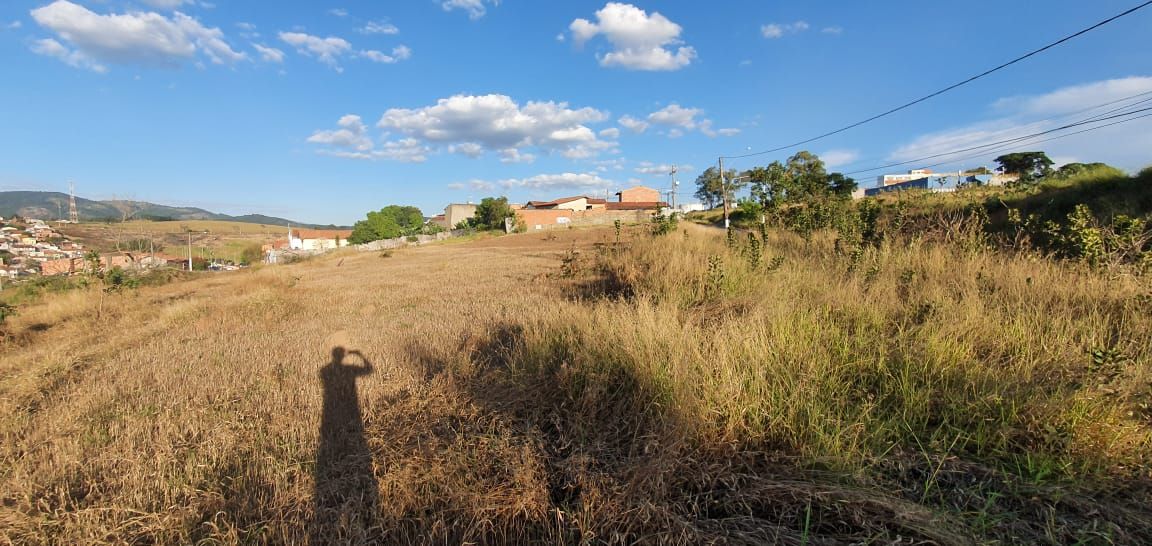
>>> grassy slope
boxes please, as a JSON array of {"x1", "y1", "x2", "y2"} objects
[
  {"x1": 1, "y1": 219, "x2": 1150, "y2": 544},
  {"x1": 58, "y1": 220, "x2": 283, "y2": 262}
]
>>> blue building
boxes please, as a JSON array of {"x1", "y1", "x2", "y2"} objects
[{"x1": 864, "y1": 174, "x2": 993, "y2": 197}]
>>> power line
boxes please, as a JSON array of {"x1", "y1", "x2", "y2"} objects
[
  {"x1": 721, "y1": 0, "x2": 1152, "y2": 160},
  {"x1": 880, "y1": 112, "x2": 1152, "y2": 175},
  {"x1": 844, "y1": 108, "x2": 1152, "y2": 176},
  {"x1": 802, "y1": 89, "x2": 1152, "y2": 176}
]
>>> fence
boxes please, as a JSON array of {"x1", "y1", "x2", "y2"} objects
[{"x1": 353, "y1": 229, "x2": 468, "y2": 252}]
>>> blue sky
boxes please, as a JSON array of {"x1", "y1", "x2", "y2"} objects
[{"x1": 1, "y1": 0, "x2": 1150, "y2": 225}]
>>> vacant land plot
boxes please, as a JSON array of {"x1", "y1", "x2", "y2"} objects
[
  {"x1": 1, "y1": 224, "x2": 1149, "y2": 545},
  {"x1": 60, "y1": 220, "x2": 286, "y2": 262}
]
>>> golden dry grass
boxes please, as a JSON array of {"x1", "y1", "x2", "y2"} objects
[
  {"x1": 58, "y1": 220, "x2": 284, "y2": 262},
  {"x1": 1, "y1": 224, "x2": 1150, "y2": 544},
  {"x1": 77, "y1": 220, "x2": 291, "y2": 235}
]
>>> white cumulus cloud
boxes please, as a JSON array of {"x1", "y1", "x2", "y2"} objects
[
  {"x1": 643, "y1": 104, "x2": 739, "y2": 138},
  {"x1": 618, "y1": 115, "x2": 649, "y2": 134},
  {"x1": 307, "y1": 114, "x2": 373, "y2": 152},
  {"x1": 30, "y1": 37, "x2": 106, "y2": 72},
  {"x1": 569, "y1": 3, "x2": 695, "y2": 71},
  {"x1": 359, "y1": 45, "x2": 411, "y2": 64},
  {"x1": 29, "y1": 0, "x2": 244, "y2": 70},
  {"x1": 498, "y1": 148, "x2": 536, "y2": 164},
  {"x1": 448, "y1": 142, "x2": 484, "y2": 158},
  {"x1": 376, "y1": 93, "x2": 615, "y2": 160},
  {"x1": 253, "y1": 44, "x2": 284, "y2": 63},
  {"x1": 649, "y1": 103, "x2": 701, "y2": 129},
  {"x1": 279, "y1": 31, "x2": 351, "y2": 70}
]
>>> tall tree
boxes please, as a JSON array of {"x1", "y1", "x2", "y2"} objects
[
  {"x1": 348, "y1": 205, "x2": 425, "y2": 244},
  {"x1": 785, "y1": 151, "x2": 829, "y2": 196},
  {"x1": 470, "y1": 197, "x2": 515, "y2": 231},
  {"x1": 694, "y1": 166, "x2": 739, "y2": 209},
  {"x1": 995, "y1": 152, "x2": 1054, "y2": 182},
  {"x1": 747, "y1": 161, "x2": 792, "y2": 207},
  {"x1": 826, "y1": 172, "x2": 857, "y2": 197}
]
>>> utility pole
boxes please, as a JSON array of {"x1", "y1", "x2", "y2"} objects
[
  {"x1": 718, "y1": 157, "x2": 730, "y2": 229},
  {"x1": 187, "y1": 231, "x2": 193, "y2": 271}
]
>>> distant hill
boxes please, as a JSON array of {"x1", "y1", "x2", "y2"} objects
[{"x1": 0, "y1": 191, "x2": 344, "y2": 229}]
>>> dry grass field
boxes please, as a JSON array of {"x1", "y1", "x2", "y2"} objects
[
  {"x1": 1, "y1": 223, "x2": 1150, "y2": 544},
  {"x1": 59, "y1": 220, "x2": 287, "y2": 262}
]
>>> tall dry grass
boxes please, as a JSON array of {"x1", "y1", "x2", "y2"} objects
[
  {"x1": 435, "y1": 224, "x2": 1152, "y2": 543},
  {"x1": 1, "y1": 224, "x2": 1150, "y2": 544}
]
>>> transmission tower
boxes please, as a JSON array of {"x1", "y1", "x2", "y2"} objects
[{"x1": 68, "y1": 181, "x2": 79, "y2": 223}]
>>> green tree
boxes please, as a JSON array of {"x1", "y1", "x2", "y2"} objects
[
  {"x1": 348, "y1": 205, "x2": 426, "y2": 244},
  {"x1": 1053, "y1": 162, "x2": 1118, "y2": 179},
  {"x1": 747, "y1": 161, "x2": 792, "y2": 207},
  {"x1": 995, "y1": 151, "x2": 1054, "y2": 182},
  {"x1": 469, "y1": 197, "x2": 515, "y2": 231},
  {"x1": 826, "y1": 172, "x2": 857, "y2": 197},
  {"x1": 694, "y1": 166, "x2": 740, "y2": 209},
  {"x1": 785, "y1": 150, "x2": 829, "y2": 197}
]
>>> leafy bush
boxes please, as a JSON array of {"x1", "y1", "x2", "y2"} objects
[
  {"x1": 649, "y1": 208, "x2": 678, "y2": 236},
  {"x1": 349, "y1": 205, "x2": 425, "y2": 244},
  {"x1": 468, "y1": 197, "x2": 515, "y2": 231}
]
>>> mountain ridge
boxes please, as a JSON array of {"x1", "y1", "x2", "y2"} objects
[{"x1": 0, "y1": 191, "x2": 346, "y2": 229}]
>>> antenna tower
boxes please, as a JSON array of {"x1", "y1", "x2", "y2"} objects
[{"x1": 68, "y1": 181, "x2": 79, "y2": 223}]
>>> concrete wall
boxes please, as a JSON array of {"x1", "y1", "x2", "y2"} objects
[
  {"x1": 354, "y1": 229, "x2": 468, "y2": 251},
  {"x1": 516, "y1": 208, "x2": 652, "y2": 231}
]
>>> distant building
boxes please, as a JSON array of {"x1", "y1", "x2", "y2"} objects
[
  {"x1": 877, "y1": 169, "x2": 935, "y2": 187},
  {"x1": 523, "y1": 196, "x2": 607, "y2": 211},
  {"x1": 864, "y1": 174, "x2": 993, "y2": 197},
  {"x1": 442, "y1": 203, "x2": 478, "y2": 229},
  {"x1": 672, "y1": 203, "x2": 707, "y2": 214},
  {"x1": 287, "y1": 229, "x2": 353, "y2": 251},
  {"x1": 616, "y1": 186, "x2": 662, "y2": 203}
]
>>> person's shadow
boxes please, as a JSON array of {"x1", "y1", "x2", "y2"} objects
[{"x1": 311, "y1": 347, "x2": 379, "y2": 544}]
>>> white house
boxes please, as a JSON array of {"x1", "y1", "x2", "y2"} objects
[{"x1": 287, "y1": 228, "x2": 354, "y2": 251}]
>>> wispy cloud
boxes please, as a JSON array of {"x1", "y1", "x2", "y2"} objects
[
  {"x1": 761, "y1": 21, "x2": 808, "y2": 39},
  {"x1": 887, "y1": 76, "x2": 1152, "y2": 172}
]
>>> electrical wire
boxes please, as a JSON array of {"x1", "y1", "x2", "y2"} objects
[
  {"x1": 844, "y1": 109, "x2": 1152, "y2": 176},
  {"x1": 721, "y1": 0, "x2": 1152, "y2": 160},
  {"x1": 832, "y1": 90, "x2": 1152, "y2": 172}
]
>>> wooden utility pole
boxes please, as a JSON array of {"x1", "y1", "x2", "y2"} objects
[{"x1": 718, "y1": 157, "x2": 730, "y2": 229}]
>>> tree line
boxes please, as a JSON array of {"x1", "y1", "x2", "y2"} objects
[
  {"x1": 694, "y1": 150, "x2": 860, "y2": 220},
  {"x1": 695, "y1": 149, "x2": 1087, "y2": 219},
  {"x1": 347, "y1": 198, "x2": 517, "y2": 245}
]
